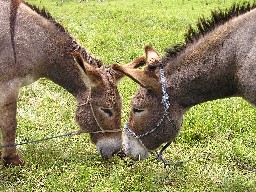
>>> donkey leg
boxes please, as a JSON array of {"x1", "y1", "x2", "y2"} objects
[
  {"x1": 0, "y1": 101, "x2": 23, "y2": 166},
  {"x1": 0, "y1": 85, "x2": 23, "y2": 166}
]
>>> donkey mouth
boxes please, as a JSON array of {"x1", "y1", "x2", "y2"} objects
[
  {"x1": 122, "y1": 131, "x2": 149, "y2": 161},
  {"x1": 96, "y1": 137, "x2": 122, "y2": 159},
  {"x1": 99, "y1": 148, "x2": 119, "y2": 159},
  {"x1": 116, "y1": 150, "x2": 126, "y2": 159}
]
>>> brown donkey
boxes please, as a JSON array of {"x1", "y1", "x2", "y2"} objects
[
  {"x1": 0, "y1": 0, "x2": 143, "y2": 166},
  {"x1": 113, "y1": 2, "x2": 256, "y2": 161}
]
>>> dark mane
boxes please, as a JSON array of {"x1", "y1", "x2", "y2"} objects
[
  {"x1": 23, "y1": 2, "x2": 102, "y2": 67},
  {"x1": 24, "y1": 2, "x2": 66, "y2": 32},
  {"x1": 165, "y1": 1, "x2": 256, "y2": 59}
]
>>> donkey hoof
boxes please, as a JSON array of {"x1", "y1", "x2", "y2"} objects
[{"x1": 3, "y1": 155, "x2": 24, "y2": 167}]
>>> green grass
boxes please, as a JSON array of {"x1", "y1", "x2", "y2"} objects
[{"x1": 1, "y1": 0, "x2": 256, "y2": 191}]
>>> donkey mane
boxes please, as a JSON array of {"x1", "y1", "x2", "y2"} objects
[
  {"x1": 165, "y1": 1, "x2": 256, "y2": 59},
  {"x1": 22, "y1": 1, "x2": 102, "y2": 67}
]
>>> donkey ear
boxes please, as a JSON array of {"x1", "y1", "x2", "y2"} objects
[
  {"x1": 112, "y1": 64, "x2": 160, "y2": 92},
  {"x1": 123, "y1": 57, "x2": 146, "y2": 69},
  {"x1": 145, "y1": 46, "x2": 160, "y2": 65},
  {"x1": 112, "y1": 57, "x2": 146, "y2": 82},
  {"x1": 73, "y1": 51, "x2": 103, "y2": 87}
]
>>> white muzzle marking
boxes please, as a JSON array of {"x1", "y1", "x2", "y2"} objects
[
  {"x1": 96, "y1": 137, "x2": 122, "y2": 159},
  {"x1": 122, "y1": 130, "x2": 149, "y2": 160}
]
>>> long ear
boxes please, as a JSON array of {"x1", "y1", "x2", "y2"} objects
[
  {"x1": 145, "y1": 45, "x2": 160, "y2": 65},
  {"x1": 111, "y1": 57, "x2": 146, "y2": 82},
  {"x1": 112, "y1": 64, "x2": 161, "y2": 93},
  {"x1": 73, "y1": 51, "x2": 103, "y2": 87}
]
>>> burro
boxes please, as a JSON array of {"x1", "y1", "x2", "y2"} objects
[
  {"x1": 114, "y1": 2, "x2": 256, "y2": 161},
  {"x1": 0, "y1": 0, "x2": 142, "y2": 166}
]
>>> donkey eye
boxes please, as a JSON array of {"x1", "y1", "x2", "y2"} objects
[
  {"x1": 133, "y1": 108, "x2": 144, "y2": 114},
  {"x1": 101, "y1": 108, "x2": 113, "y2": 117}
]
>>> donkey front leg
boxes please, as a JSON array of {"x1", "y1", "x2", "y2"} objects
[{"x1": 0, "y1": 88, "x2": 23, "y2": 166}]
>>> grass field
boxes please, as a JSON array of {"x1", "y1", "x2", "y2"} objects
[{"x1": 1, "y1": 0, "x2": 256, "y2": 191}]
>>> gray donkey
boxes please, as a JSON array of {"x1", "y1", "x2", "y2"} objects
[
  {"x1": 113, "y1": 2, "x2": 256, "y2": 161},
  {"x1": 0, "y1": 0, "x2": 143, "y2": 166}
]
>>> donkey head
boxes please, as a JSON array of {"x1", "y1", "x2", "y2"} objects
[
  {"x1": 73, "y1": 51, "x2": 145, "y2": 159},
  {"x1": 113, "y1": 46, "x2": 182, "y2": 160}
]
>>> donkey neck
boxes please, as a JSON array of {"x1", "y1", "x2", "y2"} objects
[
  {"x1": 166, "y1": 9, "x2": 256, "y2": 109},
  {"x1": 15, "y1": 3, "x2": 99, "y2": 100}
]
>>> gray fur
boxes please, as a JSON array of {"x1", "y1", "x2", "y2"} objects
[
  {"x1": 118, "y1": 5, "x2": 256, "y2": 160},
  {"x1": 0, "y1": 0, "x2": 122, "y2": 166}
]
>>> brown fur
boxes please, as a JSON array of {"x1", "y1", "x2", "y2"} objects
[
  {"x1": 115, "y1": 2, "x2": 256, "y2": 160},
  {"x1": 0, "y1": 0, "x2": 140, "y2": 166}
]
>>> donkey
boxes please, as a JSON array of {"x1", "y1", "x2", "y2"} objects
[
  {"x1": 0, "y1": 0, "x2": 143, "y2": 166},
  {"x1": 113, "y1": 2, "x2": 256, "y2": 161}
]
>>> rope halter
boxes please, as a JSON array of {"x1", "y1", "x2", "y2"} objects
[
  {"x1": 1, "y1": 88, "x2": 121, "y2": 149},
  {"x1": 78, "y1": 88, "x2": 122, "y2": 134},
  {"x1": 124, "y1": 62, "x2": 179, "y2": 164}
]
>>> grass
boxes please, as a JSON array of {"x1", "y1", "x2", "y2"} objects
[{"x1": 1, "y1": 0, "x2": 256, "y2": 191}]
